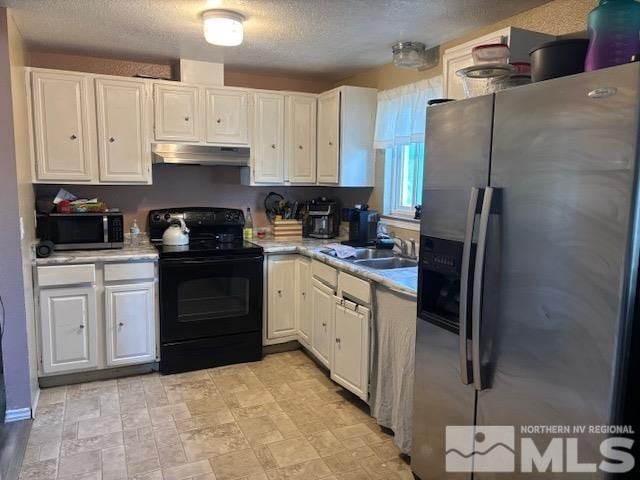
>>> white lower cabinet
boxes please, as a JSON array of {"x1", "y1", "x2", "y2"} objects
[
  {"x1": 39, "y1": 285, "x2": 98, "y2": 374},
  {"x1": 36, "y1": 261, "x2": 157, "y2": 376},
  {"x1": 267, "y1": 255, "x2": 297, "y2": 340},
  {"x1": 295, "y1": 257, "x2": 312, "y2": 346},
  {"x1": 311, "y1": 278, "x2": 335, "y2": 368},
  {"x1": 332, "y1": 299, "x2": 370, "y2": 401},
  {"x1": 105, "y1": 282, "x2": 155, "y2": 366}
]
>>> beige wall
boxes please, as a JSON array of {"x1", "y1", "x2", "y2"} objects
[
  {"x1": 29, "y1": 51, "x2": 333, "y2": 93},
  {"x1": 8, "y1": 11, "x2": 38, "y2": 410},
  {"x1": 338, "y1": 0, "x2": 597, "y2": 242},
  {"x1": 338, "y1": 0, "x2": 596, "y2": 90},
  {"x1": 0, "y1": 7, "x2": 32, "y2": 414}
]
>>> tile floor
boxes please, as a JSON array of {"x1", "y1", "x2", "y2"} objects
[{"x1": 20, "y1": 350, "x2": 413, "y2": 480}]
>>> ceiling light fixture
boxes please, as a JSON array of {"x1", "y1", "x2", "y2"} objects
[
  {"x1": 392, "y1": 41, "x2": 439, "y2": 70},
  {"x1": 202, "y1": 10, "x2": 245, "y2": 47}
]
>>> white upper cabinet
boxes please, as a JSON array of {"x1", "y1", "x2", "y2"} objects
[
  {"x1": 253, "y1": 92, "x2": 285, "y2": 183},
  {"x1": 39, "y1": 285, "x2": 98, "y2": 374},
  {"x1": 205, "y1": 88, "x2": 249, "y2": 145},
  {"x1": 154, "y1": 84, "x2": 200, "y2": 142},
  {"x1": 31, "y1": 71, "x2": 96, "y2": 182},
  {"x1": 317, "y1": 89, "x2": 340, "y2": 184},
  {"x1": 95, "y1": 78, "x2": 151, "y2": 183},
  {"x1": 317, "y1": 86, "x2": 376, "y2": 187},
  {"x1": 105, "y1": 282, "x2": 156, "y2": 366},
  {"x1": 442, "y1": 27, "x2": 554, "y2": 100},
  {"x1": 286, "y1": 95, "x2": 317, "y2": 184}
]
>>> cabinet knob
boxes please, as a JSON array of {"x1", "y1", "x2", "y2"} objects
[
  {"x1": 118, "y1": 322, "x2": 124, "y2": 327},
  {"x1": 298, "y1": 145, "x2": 303, "y2": 150},
  {"x1": 335, "y1": 338, "x2": 341, "y2": 344},
  {"x1": 109, "y1": 137, "x2": 115, "y2": 143},
  {"x1": 322, "y1": 322, "x2": 327, "y2": 327},
  {"x1": 271, "y1": 144, "x2": 276, "y2": 149},
  {"x1": 328, "y1": 141, "x2": 333, "y2": 146},
  {"x1": 184, "y1": 116, "x2": 190, "y2": 121},
  {"x1": 277, "y1": 289, "x2": 282, "y2": 296},
  {"x1": 70, "y1": 134, "x2": 77, "y2": 140},
  {"x1": 79, "y1": 324, "x2": 85, "y2": 329},
  {"x1": 216, "y1": 118, "x2": 222, "y2": 124},
  {"x1": 301, "y1": 292, "x2": 306, "y2": 297}
]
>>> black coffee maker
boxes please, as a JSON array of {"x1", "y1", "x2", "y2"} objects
[{"x1": 341, "y1": 204, "x2": 379, "y2": 247}]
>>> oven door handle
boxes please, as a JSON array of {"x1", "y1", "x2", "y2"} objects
[{"x1": 161, "y1": 255, "x2": 264, "y2": 266}]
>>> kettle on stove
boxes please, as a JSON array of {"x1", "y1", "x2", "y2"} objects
[{"x1": 162, "y1": 218, "x2": 190, "y2": 246}]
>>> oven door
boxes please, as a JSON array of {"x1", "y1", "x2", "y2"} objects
[{"x1": 160, "y1": 255, "x2": 263, "y2": 343}]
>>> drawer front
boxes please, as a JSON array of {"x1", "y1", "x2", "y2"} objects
[
  {"x1": 104, "y1": 262, "x2": 155, "y2": 282},
  {"x1": 338, "y1": 272, "x2": 371, "y2": 306},
  {"x1": 311, "y1": 260, "x2": 338, "y2": 289},
  {"x1": 37, "y1": 264, "x2": 96, "y2": 287}
]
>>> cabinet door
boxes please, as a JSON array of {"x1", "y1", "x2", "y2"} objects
[
  {"x1": 267, "y1": 256, "x2": 297, "y2": 339},
  {"x1": 39, "y1": 286, "x2": 98, "y2": 374},
  {"x1": 295, "y1": 257, "x2": 312, "y2": 345},
  {"x1": 317, "y1": 90, "x2": 340, "y2": 184},
  {"x1": 311, "y1": 278, "x2": 334, "y2": 367},
  {"x1": 253, "y1": 93, "x2": 285, "y2": 183},
  {"x1": 96, "y1": 78, "x2": 150, "y2": 183},
  {"x1": 332, "y1": 301, "x2": 370, "y2": 400},
  {"x1": 31, "y1": 71, "x2": 95, "y2": 182},
  {"x1": 205, "y1": 88, "x2": 249, "y2": 144},
  {"x1": 105, "y1": 282, "x2": 156, "y2": 366},
  {"x1": 286, "y1": 95, "x2": 317, "y2": 183},
  {"x1": 154, "y1": 84, "x2": 199, "y2": 142}
]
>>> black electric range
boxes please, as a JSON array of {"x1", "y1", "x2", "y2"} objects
[{"x1": 149, "y1": 207, "x2": 264, "y2": 374}]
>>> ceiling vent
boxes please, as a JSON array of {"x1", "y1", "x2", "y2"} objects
[{"x1": 392, "y1": 42, "x2": 440, "y2": 71}]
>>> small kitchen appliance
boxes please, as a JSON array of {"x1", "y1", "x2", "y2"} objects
[
  {"x1": 162, "y1": 218, "x2": 190, "y2": 245},
  {"x1": 341, "y1": 205, "x2": 379, "y2": 247},
  {"x1": 36, "y1": 212, "x2": 124, "y2": 250},
  {"x1": 148, "y1": 207, "x2": 263, "y2": 374},
  {"x1": 305, "y1": 197, "x2": 339, "y2": 239}
]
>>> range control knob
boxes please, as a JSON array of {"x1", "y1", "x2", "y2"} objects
[
  {"x1": 152, "y1": 214, "x2": 161, "y2": 222},
  {"x1": 164, "y1": 213, "x2": 172, "y2": 221}
]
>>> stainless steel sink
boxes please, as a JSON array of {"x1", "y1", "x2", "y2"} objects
[
  {"x1": 320, "y1": 248, "x2": 396, "y2": 260},
  {"x1": 353, "y1": 257, "x2": 418, "y2": 270}
]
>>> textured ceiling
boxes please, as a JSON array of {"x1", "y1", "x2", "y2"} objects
[{"x1": 2, "y1": 0, "x2": 552, "y2": 80}]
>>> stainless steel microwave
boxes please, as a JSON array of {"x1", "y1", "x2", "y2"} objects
[{"x1": 37, "y1": 212, "x2": 124, "y2": 250}]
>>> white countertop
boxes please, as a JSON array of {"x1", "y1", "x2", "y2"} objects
[
  {"x1": 33, "y1": 240, "x2": 159, "y2": 266},
  {"x1": 33, "y1": 236, "x2": 418, "y2": 296},
  {"x1": 252, "y1": 238, "x2": 418, "y2": 297}
]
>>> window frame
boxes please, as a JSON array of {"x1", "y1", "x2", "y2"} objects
[{"x1": 384, "y1": 142, "x2": 424, "y2": 220}]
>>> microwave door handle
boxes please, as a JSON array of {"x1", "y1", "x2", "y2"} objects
[
  {"x1": 472, "y1": 186, "x2": 494, "y2": 391},
  {"x1": 103, "y1": 216, "x2": 109, "y2": 243},
  {"x1": 459, "y1": 187, "x2": 479, "y2": 385}
]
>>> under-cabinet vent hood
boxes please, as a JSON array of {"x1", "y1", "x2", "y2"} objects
[{"x1": 152, "y1": 144, "x2": 249, "y2": 167}]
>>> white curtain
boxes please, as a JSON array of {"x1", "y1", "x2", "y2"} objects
[{"x1": 374, "y1": 76, "x2": 443, "y2": 149}]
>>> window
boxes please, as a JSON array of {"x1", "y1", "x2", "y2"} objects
[
  {"x1": 373, "y1": 76, "x2": 441, "y2": 222},
  {"x1": 386, "y1": 142, "x2": 424, "y2": 217}
]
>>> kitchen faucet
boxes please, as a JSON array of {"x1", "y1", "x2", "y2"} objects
[{"x1": 379, "y1": 226, "x2": 418, "y2": 259}]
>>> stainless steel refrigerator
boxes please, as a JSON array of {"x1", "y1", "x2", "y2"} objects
[{"x1": 412, "y1": 62, "x2": 640, "y2": 479}]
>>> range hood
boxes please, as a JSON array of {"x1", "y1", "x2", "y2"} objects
[{"x1": 152, "y1": 143, "x2": 250, "y2": 166}]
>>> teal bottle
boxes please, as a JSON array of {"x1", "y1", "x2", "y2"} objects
[{"x1": 585, "y1": 0, "x2": 640, "y2": 71}]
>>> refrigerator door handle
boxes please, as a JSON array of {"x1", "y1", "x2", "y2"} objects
[
  {"x1": 472, "y1": 186, "x2": 494, "y2": 391},
  {"x1": 459, "y1": 187, "x2": 479, "y2": 385}
]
